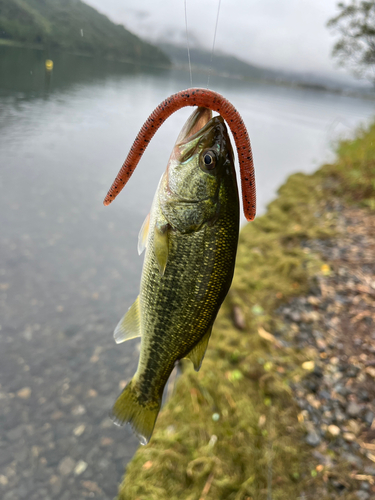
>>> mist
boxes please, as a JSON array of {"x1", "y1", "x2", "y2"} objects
[{"x1": 84, "y1": 0, "x2": 362, "y2": 84}]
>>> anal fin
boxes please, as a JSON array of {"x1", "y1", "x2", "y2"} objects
[
  {"x1": 186, "y1": 326, "x2": 212, "y2": 372},
  {"x1": 114, "y1": 296, "x2": 141, "y2": 344}
]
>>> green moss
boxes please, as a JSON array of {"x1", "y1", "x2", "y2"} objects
[
  {"x1": 118, "y1": 120, "x2": 375, "y2": 500},
  {"x1": 322, "y1": 122, "x2": 375, "y2": 209}
]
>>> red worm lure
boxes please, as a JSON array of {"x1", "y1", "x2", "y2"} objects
[{"x1": 103, "y1": 88, "x2": 256, "y2": 221}]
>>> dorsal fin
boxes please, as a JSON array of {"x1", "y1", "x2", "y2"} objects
[{"x1": 114, "y1": 296, "x2": 141, "y2": 344}]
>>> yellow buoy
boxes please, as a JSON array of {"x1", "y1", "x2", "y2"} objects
[{"x1": 45, "y1": 59, "x2": 54, "y2": 71}]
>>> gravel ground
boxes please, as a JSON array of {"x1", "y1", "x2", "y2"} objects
[{"x1": 277, "y1": 204, "x2": 375, "y2": 499}]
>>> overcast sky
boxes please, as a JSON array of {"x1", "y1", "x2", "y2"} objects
[{"x1": 85, "y1": 0, "x2": 357, "y2": 82}]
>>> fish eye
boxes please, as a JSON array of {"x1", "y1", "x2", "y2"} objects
[{"x1": 202, "y1": 150, "x2": 216, "y2": 170}]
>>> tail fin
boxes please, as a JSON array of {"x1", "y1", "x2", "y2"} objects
[{"x1": 111, "y1": 379, "x2": 161, "y2": 445}]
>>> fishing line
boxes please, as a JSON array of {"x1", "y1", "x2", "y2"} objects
[
  {"x1": 184, "y1": 0, "x2": 193, "y2": 87},
  {"x1": 207, "y1": 0, "x2": 222, "y2": 89}
]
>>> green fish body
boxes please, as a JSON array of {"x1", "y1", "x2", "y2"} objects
[{"x1": 112, "y1": 107, "x2": 239, "y2": 444}]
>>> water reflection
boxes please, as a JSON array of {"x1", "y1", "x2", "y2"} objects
[{"x1": 0, "y1": 45, "x2": 167, "y2": 98}]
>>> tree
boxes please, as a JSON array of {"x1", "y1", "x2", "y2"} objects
[{"x1": 328, "y1": 1, "x2": 375, "y2": 82}]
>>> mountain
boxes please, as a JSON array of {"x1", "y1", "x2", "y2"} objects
[
  {"x1": 158, "y1": 42, "x2": 374, "y2": 94},
  {"x1": 0, "y1": 0, "x2": 170, "y2": 67},
  {"x1": 157, "y1": 43, "x2": 282, "y2": 80}
]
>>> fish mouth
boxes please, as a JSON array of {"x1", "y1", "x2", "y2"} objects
[
  {"x1": 176, "y1": 107, "x2": 213, "y2": 144},
  {"x1": 165, "y1": 108, "x2": 222, "y2": 203}
]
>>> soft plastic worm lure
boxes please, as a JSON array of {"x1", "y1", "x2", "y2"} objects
[{"x1": 104, "y1": 88, "x2": 256, "y2": 221}]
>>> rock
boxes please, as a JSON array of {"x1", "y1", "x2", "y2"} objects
[
  {"x1": 71, "y1": 405, "x2": 86, "y2": 416},
  {"x1": 346, "y1": 401, "x2": 362, "y2": 418},
  {"x1": 49, "y1": 475, "x2": 62, "y2": 495},
  {"x1": 334, "y1": 384, "x2": 351, "y2": 397},
  {"x1": 341, "y1": 452, "x2": 363, "y2": 469},
  {"x1": 0, "y1": 475, "x2": 8, "y2": 486},
  {"x1": 100, "y1": 436, "x2": 114, "y2": 447},
  {"x1": 346, "y1": 365, "x2": 360, "y2": 377},
  {"x1": 232, "y1": 305, "x2": 246, "y2": 330},
  {"x1": 290, "y1": 311, "x2": 301, "y2": 323},
  {"x1": 306, "y1": 428, "x2": 321, "y2": 447},
  {"x1": 355, "y1": 491, "x2": 369, "y2": 500},
  {"x1": 360, "y1": 482, "x2": 370, "y2": 491},
  {"x1": 16, "y1": 387, "x2": 31, "y2": 399},
  {"x1": 73, "y1": 424, "x2": 86, "y2": 437},
  {"x1": 51, "y1": 410, "x2": 63, "y2": 420},
  {"x1": 312, "y1": 450, "x2": 334, "y2": 467},
  {"x1": 74, "y1": 460, "x2": 88, "y2": 476},
  {"x1": 347, "y1": 419, "x2": 361, "y2": 435},
  {"x1": 358, "y1": 389, "x2": 370, "y2": 401},
  {"x1": 302, "y1": 361, "x2": 315, "y2": 371},
  {"x1": 319, "y1": 390, "x2": 331, "y2": 400},
  {"x1": 58, "y1": 456, "x2": 76, "y2": 476},
  {"x1": 308, "y1": 296, "x2": 320, "y2": 306},
  {"x1": 343, "y1": 432, "x2": 356, "y2": 442},
  {"x1": 364, "y1": 465, "x2": 375, "y2": 475},
  {"x1": 327, "y1": 424, "x2": 340, "y2": 437},
  {"x1": 81, "y1": 480, "x2": 103, "y2": 494},
  {"x1": 334, "y1": 409, "x2": 346, "y2": 423},
  {"x1": 316, "y1": 338, "x2": 327, "y2": 351}
]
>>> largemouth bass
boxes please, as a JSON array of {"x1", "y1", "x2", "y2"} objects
[{"x1": 111, "y1": 107, "x2": 240, "y2": 444}]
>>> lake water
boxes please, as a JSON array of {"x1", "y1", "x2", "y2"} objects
[{"x1": 0, "y1": 45, "x2": 374, "y2": 500}]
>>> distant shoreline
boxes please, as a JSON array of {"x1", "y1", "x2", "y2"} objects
[
  {"x1": 1, "y1": 40, "x2": 374, "y2": 101},
  {"x1": 0, "y1": 39, "x2": 171, "y2": 70},
  {"x1": 168, "y1": 60, "x2": 375, "y2": 101}
]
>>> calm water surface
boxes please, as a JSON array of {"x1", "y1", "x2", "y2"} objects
[{"x1": 0, "y1": 46, "x2": 374, "y2": 499}]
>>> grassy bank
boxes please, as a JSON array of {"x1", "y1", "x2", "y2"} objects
[{"x1": 117, "y1": 121, "x2": 375, "y2": 500}]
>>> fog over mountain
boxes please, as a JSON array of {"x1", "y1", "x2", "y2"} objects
[{"x1": 84, "y1": 0, "x2": 370, "y2": 87}]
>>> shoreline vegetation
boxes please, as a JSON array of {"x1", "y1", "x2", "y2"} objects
[{"x1": 117, "y1": 122, "x2": 375, "y2": 499}]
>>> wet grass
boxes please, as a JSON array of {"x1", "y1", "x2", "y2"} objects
[
  {"x1": 323, "y1": 122, "x2": 375, "y2": 210},
  {"x1": 117, "y1": 121, "x2": 375, "y2": 500}
]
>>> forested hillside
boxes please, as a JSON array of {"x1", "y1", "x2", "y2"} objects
[{"x1": 0, "y1": 0, "x2": 170, "y2": 66}]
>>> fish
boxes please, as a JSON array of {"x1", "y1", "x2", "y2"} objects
[{"x1": 111, "y1": 106, "x2": 240, "y2": 445}]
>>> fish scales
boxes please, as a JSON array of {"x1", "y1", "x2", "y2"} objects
[{"x1": 138, "y1": 186, "x2": 239, "y2": 402}]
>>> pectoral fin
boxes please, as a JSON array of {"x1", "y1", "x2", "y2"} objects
[
  {"x1": 114, "y1": 296, "x2": 141, "y2": 344},
  {"x1": 154, "y1": 224, "x2": 169, "y2": 276},
  {"x1": 137, "y1": 213, "x2": 150, "y2": 256},
  {"x1": 186, "y1": 326, "x2": 212, "y2": 372}
]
